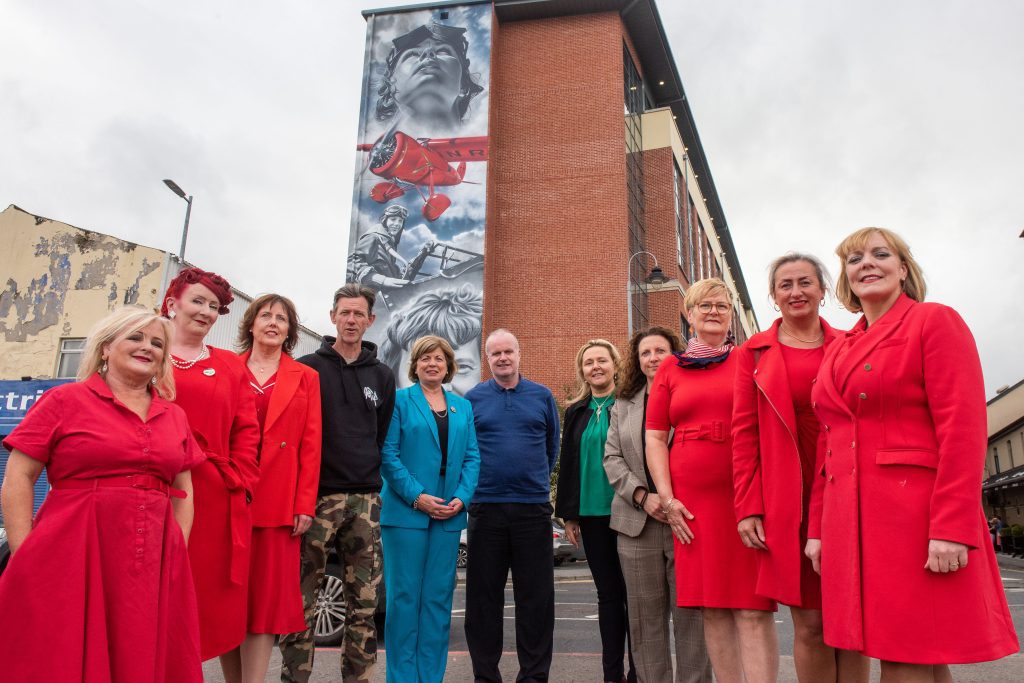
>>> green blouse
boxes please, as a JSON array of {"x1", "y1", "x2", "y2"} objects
[{"x1": 578, "y1": 394, "x2": 616, "y2": 516}]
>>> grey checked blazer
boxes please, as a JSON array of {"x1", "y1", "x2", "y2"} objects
[{"x1": 602, "y1": 392, "x2": 654, "y2": 537}]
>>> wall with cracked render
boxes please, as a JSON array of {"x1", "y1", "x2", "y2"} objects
[{"x1": 0, "y1": 205, "x2": 169, "y2": 379}]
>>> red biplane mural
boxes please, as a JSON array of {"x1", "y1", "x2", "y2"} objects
[{"x1": 357, "y1": 130, "x2": 488, "y2": 221}]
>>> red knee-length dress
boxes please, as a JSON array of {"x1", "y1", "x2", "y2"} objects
[
  {"x1": 172, "y1": 346, "x2": 260, "y2": 659},
  {"x1": 0, "y1": 374, "x2": 205, "y2": 682},
  {"x1": 647, "y1": 352, "x2": 776, "y2": 611}
]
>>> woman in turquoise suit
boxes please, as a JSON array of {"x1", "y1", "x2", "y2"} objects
[{"x1": 380, "y1": 334, "x2": 480, "y2": 683}]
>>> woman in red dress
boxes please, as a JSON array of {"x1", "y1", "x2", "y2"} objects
[
  {"x1": 233, "y1": 294, "x2": 321, "y2": 682},
  {"x1": 647, "y1": 278, "x2": 778, "y2": 683},
  {"x1": 0, "y1": 306, "x2": 204, "y2": 682},
  {"x1": 732, "y1": 254, "x2": 867, "y2": 683},
  {"x1": 162, "y1": 268, "x2": 260, "y2": 673},
  {"x1": 806, "y1": 228, "x2": 1018, "y2": 681}
]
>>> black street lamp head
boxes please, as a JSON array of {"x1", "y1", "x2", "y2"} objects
[
  {"x1": 163, "y1": 178, "x2": 188, "y2": 200},
  {"x1": 647, "y1": 265, "x2": 668, "y2": 285}
]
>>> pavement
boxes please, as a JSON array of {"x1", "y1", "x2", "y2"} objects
[{"x1": 202, "y1": 556, "x2": 1024, "y2": 682}]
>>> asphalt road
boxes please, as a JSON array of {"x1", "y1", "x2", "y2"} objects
[{"x1": 203, "y1": 563, "x2": 1024, "y2": 681}]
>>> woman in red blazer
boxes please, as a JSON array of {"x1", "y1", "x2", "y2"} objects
[
  {"x1": 732, "y1": 254, "x2": 867, "y2": 683},
  {"x1": 163, "y1": 268, "x2": 261, "y2": 672},
  {"x1": 233, "y1": 294, "x2": 322, "y2": 683},
  {"x1": 806, "y1": 228, "x2": 1018, "y2": 680}
]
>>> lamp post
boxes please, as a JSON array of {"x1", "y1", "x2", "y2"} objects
[
  {"x1": 626, "y1": 250, "x2": 668, "y2": 334},
  {"x1": 163, "y1": 179, "x2": 193, "y2": 262}
]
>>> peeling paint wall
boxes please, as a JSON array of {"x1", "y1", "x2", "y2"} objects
[{"x1": 0, "y1": 205, "x2": 169, "y2": 379}]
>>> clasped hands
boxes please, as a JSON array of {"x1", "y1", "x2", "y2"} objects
[{"x1": 414, "y1": 493, "x2": 463, "y2": 520}]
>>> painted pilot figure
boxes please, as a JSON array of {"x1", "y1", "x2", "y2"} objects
[{"x1": 348, "y1": 204, "x2": 413, "y2": 290}]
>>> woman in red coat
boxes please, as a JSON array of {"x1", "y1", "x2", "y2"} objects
[
  {"x1": 0, "y1": 306, "x2": 204, "y2": 682},
  {"x1": 806, "y1": 228, "x2": 1018, "y2": 681},
  {"x1": 647, "y1": 278, "x2": 778, "y2": 683},
  {"x1": 232, "y1": 293, "x2": 322, "y2": 682},
  {"x1": 163, "y1": 268, "x2": 261, "y2": 673},
  {"x1": 732, "y1": 253, "x2": 867, "y2": 683}
]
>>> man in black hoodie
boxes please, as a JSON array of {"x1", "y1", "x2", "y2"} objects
[{"x1": 280, "y1": 283, "x2": 396, "y2": 683}]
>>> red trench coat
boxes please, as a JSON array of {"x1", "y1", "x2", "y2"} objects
[
  {"x1": 241, "y1": 352, "x2": 322, "y2": 527},
  {"x1": 732, "y1": 317, "x2": 841, "y2": 606},
  {"x1": 173, "y1": 347, "x2": 261, "y2": 660},
  {"x1": 808, "y1": 295, "x2": 1018, "y2": 663}
]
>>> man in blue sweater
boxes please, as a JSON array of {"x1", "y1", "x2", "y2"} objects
[{"x1": 464, "y1": 329, "x2": 560, "y2": 683}]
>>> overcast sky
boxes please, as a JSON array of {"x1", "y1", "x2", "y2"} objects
[{"x1": 2, "y1": 0, "x2": 1022, "y2": 397}]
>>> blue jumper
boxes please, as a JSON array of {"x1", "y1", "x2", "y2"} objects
[{"x1": 465, "y1": 377, "x2": 560, "y2": 503}]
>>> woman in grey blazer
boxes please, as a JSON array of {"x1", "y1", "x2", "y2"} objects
[{"x1": 603, "y1": 327, "x2": 712, "y2": 683}]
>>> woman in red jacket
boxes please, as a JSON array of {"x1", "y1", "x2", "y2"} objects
[
  {"x1": 233, "y1": 294, "x2": 322, "y2": 682},
  {"x1": 163, "y1": 268, "x2": 261, "y2": 675},
  {"x1": 732, "y1": 253, "x2": 867, "y2": 683},
  {"x1": 806, "y1": 228, "x2": 1018, "y2": 681}
]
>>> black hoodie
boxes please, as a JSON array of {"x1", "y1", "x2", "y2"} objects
[{"x1": 298, "y1": 337, "x2": 396, "y2": 496}]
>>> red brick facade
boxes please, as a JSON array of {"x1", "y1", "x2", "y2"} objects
[{"x1": 482, "y1": 10, "x2": 745, "y2": 400}]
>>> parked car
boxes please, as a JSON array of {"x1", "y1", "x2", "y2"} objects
[
  {"x1": 0, "y1": 528, "x2": 9, "y2": 576},
  {"x1": 455, "y1": 520, "x2": 587, "y2": 570},
  {"x1": 313, "y1": 555, "x2": 387, "y2": 647}
]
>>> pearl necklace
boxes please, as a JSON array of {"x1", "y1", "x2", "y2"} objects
[
  {"x1": 170, "y1": 344, "x2": 209, "y2": 370},
  {"x1": 780, "y1": 325, "x2": 824, "y2": 344}
]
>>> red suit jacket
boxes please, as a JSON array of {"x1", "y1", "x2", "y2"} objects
[
  {"x1": 732, "y1": 317, "x2": 841, "y2": 606},
  {"x1": 808, "y1": 295, "x2": 1017, "y2": 663},
  {"x1": 241, "y1": 352, "x2": 322, "y2": 527}
]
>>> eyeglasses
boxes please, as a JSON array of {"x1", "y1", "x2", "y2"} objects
[{"x1": 696, "y1": 302, "x2": 732, "y2": 314}]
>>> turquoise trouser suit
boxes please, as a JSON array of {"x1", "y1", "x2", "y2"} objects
[{"x1": 380, "y1": 383, "x2": 480, "y2": 683}]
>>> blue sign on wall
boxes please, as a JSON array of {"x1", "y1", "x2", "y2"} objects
[{"x1": 0, "y1": 379, "x2": 73, "y2": 519}]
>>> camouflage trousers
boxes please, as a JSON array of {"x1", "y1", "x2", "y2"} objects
[{"x1": 279, "y1": 492, "x2": 383, "y2": 683}]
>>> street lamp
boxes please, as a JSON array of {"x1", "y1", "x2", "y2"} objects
[
  {"x1": 163, "y1": 179, "x2": 193, "y2": 262},
  {"x1": 626, "y1": 250, "x2": 669, "y2": 334}
]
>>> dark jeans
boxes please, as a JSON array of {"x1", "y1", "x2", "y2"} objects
[
  {"x1": 465, "y1": 502, "x2": 555, "y2": 683},
  {"x1": 579, "y1": 515, "x2": 636, "y2": 683}
]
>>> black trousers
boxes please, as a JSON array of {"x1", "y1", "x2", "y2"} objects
[
  {"x1": 466, "y1": 502, "x2": 555, "y2": 683},
  {"x1": 579, "y1": 515, "x2": 636, "y2": 683}
]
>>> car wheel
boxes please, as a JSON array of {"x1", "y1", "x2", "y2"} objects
[
  {"x1": 314, "y1": 564, "x2": 346, "y2": 647},
  {"x1": 457, "y1": 544, "x2": 468, "y2": 569}
]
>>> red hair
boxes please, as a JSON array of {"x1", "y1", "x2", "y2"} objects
[{"x1": 161, "y1": 267, "x2": 234, "y2": 315}]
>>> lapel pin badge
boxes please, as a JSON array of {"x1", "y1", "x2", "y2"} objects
[{"x1": 203, "y1": 368, "x2": 216, "y2": 377}]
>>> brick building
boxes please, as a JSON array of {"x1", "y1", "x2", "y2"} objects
[
  {"x1": 355, "y1": 0, "x2": 757, "y2": 400},
  {"x1": 481, "y1": 0, "x2": 756, "y2": 399}
]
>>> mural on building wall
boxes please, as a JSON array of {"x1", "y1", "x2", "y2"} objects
[{"x1": 347, "y1": 3, "x2": 491, "y2": 395}]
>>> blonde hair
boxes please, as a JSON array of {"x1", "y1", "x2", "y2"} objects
[
  {"x1": 407, "y1": 335, "x2": 458, "y2": 384},
  {"x1": 78, "y1": 306, "x2": 176, "y2": 399},
  {"x1": 570, "y1": 339, "x2": 622, "y2": 404},
  {"x1": 684, "y1": 277, "x2": 731, "y2": 313},
  {"x1": 834, "y1": 227, "x2": 926, "y2": 313}
]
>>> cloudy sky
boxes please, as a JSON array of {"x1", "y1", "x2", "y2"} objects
[{"x1": 2, "y1": 0, "x2": 1022, "y2": 397}]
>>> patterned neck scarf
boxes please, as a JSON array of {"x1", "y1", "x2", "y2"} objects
[{"x1": 672, "y1": 334, "x2": 735, "y2": 369}]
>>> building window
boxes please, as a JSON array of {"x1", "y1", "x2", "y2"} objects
[
  {"x1": 681, "y1": 314, "x2": 691, "y2": 341},
  {"x1": 994, "y1": 447, "x2": 1001, "y2": 474},
  {"x1": 688, "y1": 197, "x2": 697, "y2": 283},
  {"x1": 624, "y1": 42, "x2": 648, "y2": 334},
  {"x1": 1009, "y1": 440, "x2": 1015, "y2": 469},
  {"x1": 57, "y1": 338, "x2": 86, "y2": 378},
  {"x1": 673, "y1": 163, "x2": 684, "y2": 269}
]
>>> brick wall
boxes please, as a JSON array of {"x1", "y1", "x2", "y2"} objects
[{"x1": 485, "y1": 12, "x2": 633, "y2": 403}]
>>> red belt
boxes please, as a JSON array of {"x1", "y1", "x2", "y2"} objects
[
  {"x1": 677, "y1": 421, "x2": 726, "y2": 443},
  {"x1": 53, "y1": 473, "x2": 186, "y2": 499},
  {"x1": 206, "y1": 452, "x2": 250, "y2": 585}
]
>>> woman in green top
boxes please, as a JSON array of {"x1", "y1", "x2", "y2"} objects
[{"x1": 555, "y1": 339, "x2": 636, "y2": 683}]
